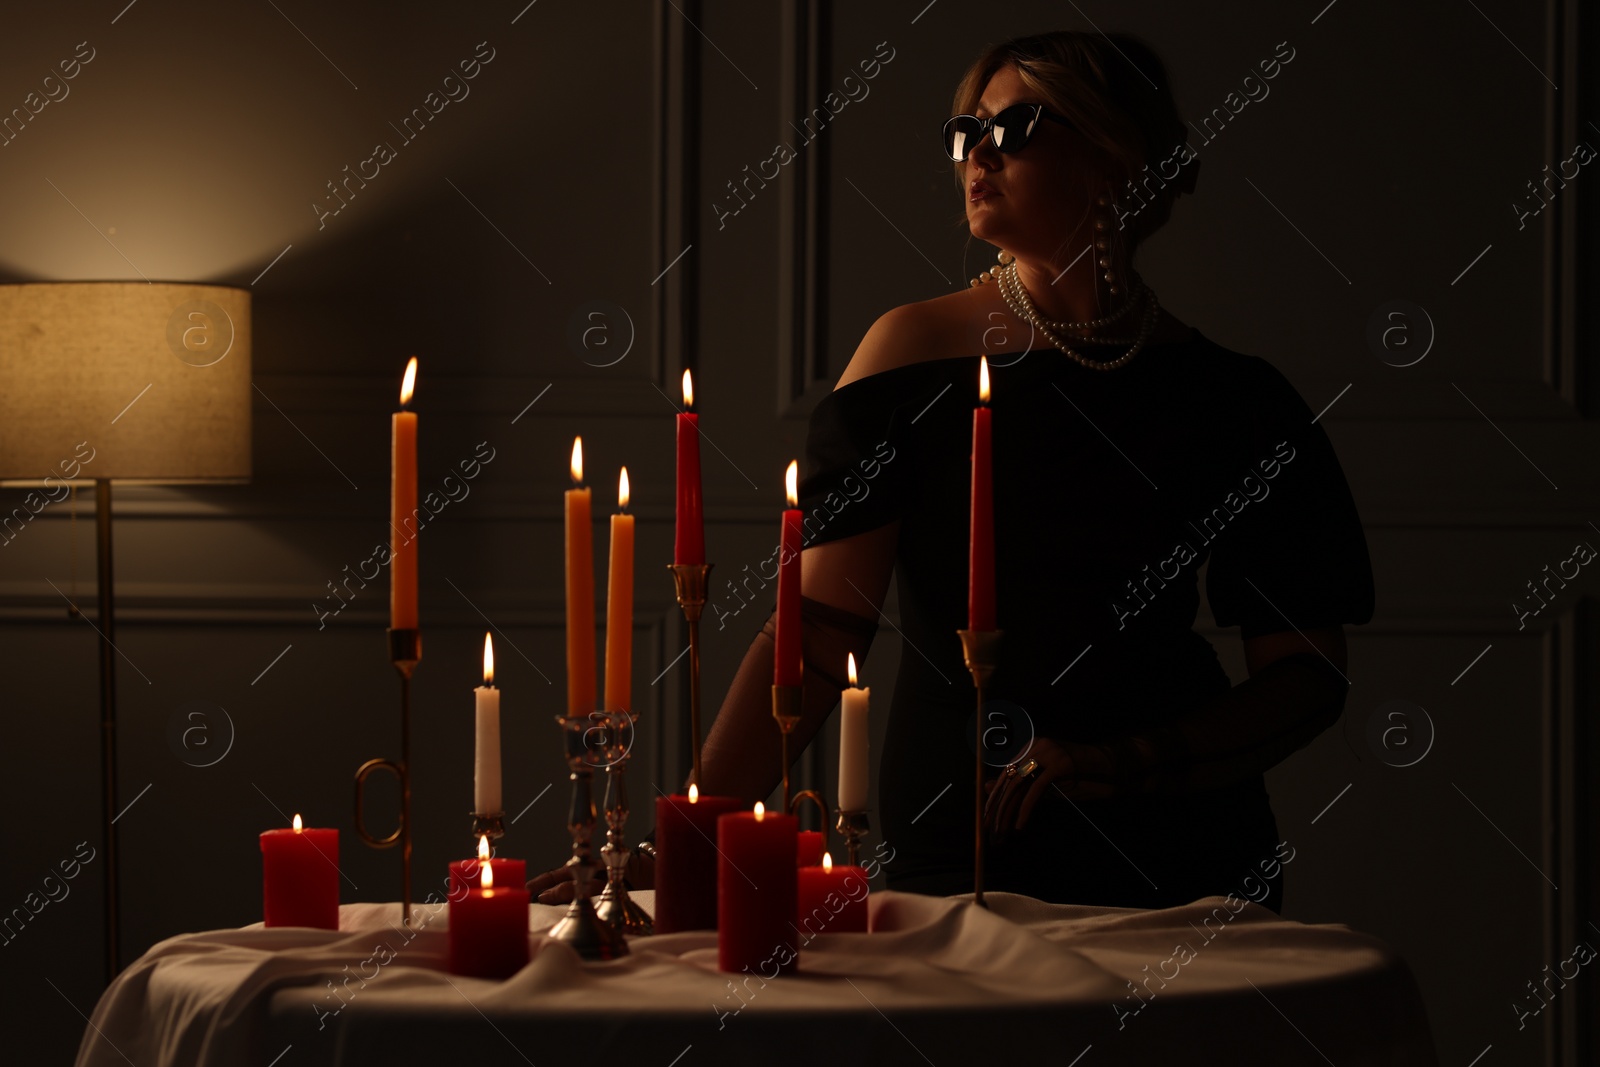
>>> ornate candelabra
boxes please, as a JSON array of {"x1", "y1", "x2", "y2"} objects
[
  {"x1": 594, "y1": 709, "x2": 653, "y2": 936},
  {"x1": 354, "y1": 628, "x2": 419, "y2": 926},
  {"x1": 547, "y1": 711, "x2": 628, "y2": 959},
  {"x1": 667, "y1": 563, "x2": 713, "y2": 787},
  {"x1": 957, "y1": 628, "x2": 1002, "y2": 908}
]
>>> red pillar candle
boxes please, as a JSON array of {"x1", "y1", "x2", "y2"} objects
[
  {"x1": 796, "y1": 830, "x2": 825, "y2": 868},
  {"x1": 774, "y1": 460, "x2": 803, "y2": 687},
  {"x1": 447, "y1": 861, "x2": 529, "y2": 979},
  {"x1": 654, "y1": 786, "x2": 745, "y2": 932},
  {"x1": 674, "y1": 369, "x2": 705, "y2": 565},
  {"x1": 718, "y1": 802, "x2": 799, "y2": 975},
  {"x1": 260, "y1": 814, "x2": 340, "y2": 929},
  {"x1": 968, "y1": 356, "x2": 996, "y2": 631},
  {"x1": 448, "y1": 836, "x2": 528, "y2": 902},
  {"x1": 796, "y1": 852, "x2": 869, "y2": 936}
]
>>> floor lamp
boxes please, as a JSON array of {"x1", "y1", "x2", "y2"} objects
[{"x1": 0, "y1": 282, "x2": 251, "y2": 982}]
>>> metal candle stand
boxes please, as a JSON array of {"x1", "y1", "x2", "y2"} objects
[
  {"x1": 470, "y1": 811, "x2": 505, "y2": 846},
  {"x1": 594, "y1": 710, "x2": 653, "y2": 936},
  {"x1": 667, "y1": 563, "x2": 713, "y2": 787},
  {"x1": 835, "y1": 808, "x2": 871, "y2": 868},
  {"x1": 957, "y1": 628, "x2": 1001, "y2": 909},
  {"x1": 771, "y1": 684, "x2": 802, "y2": 812},
  {"x1": 548, "y1": 712, "x2": 629, "y2": 959},
  {"x1": 354, "y1": 628, "x2": 419, "y2": 926}
]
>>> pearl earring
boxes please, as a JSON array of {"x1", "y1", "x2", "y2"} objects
[{"x1": 1095, "y1": 193, "x2": 1120, "y2": 296}]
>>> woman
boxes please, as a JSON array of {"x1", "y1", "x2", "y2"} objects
[{"x1": 533, "y1": 30, "x2": 1373, "y2": 913}]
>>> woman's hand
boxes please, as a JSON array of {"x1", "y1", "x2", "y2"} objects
[
  {"x1": 526, "y1": 848, "x2": 655, "y2": 905},
  {"x1": 982, "y1": 737, "x2": 1121, "y2": 839}
]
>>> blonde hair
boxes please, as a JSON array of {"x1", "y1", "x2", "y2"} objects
[{"x1": 949, "y1": 31, "x2": 1191, "y2": 246}]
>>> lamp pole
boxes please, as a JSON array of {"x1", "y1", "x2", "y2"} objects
[{"x1": 95, "y1": 478, "x2": 120, "y2": 982}]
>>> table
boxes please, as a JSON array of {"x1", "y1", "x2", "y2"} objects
[{"x1": 75, "y1": 890, "x2": 1439, "y2": 1066}]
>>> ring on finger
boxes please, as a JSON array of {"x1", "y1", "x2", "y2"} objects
[{"x1": 1017, "y1": 758, "x2": 1040, "y2": 779}]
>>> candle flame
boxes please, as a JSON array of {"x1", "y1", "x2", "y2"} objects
[
  {"x1": 293, "y1": 813, "x2": 303, "y2": 833},
  {"x1": 482, "y1": 861, "x2": 495, "y2": 891},
  {"x1": 823, "y1": 852, "x2": 834, "y2": 872},
  {"x1": 847, "y1": 652, "x2": 857, "y2": 687},
  {"x1": 978, "y1": 355, "x2": 990, "y2": 404},
  {"x1": 682, "y1": 368, "x2": 694, "y2": 410},
  {"x1": 478, "y1": 834, "x2": 491, "y2": 862},
  {"x1": 400, "y1": 356, "x2": 418, "y2": 407},
  {"x1": 688, "y1": 783, "x2": 699, "y2": 803},
  {"x1": 754, "y1": 801, "x2": 765, "y2": 821},
  {"x1": 618, "y1": 466, "x2": 630, "y2": 510},
  {"x1": 483, "y1": 632, "x2": 495, "y2": 685},
  {"x1": 785, "y1": 460, "x2": 798, "y2": 507},
  {"x1": 570, "y1": 436, "x2": 584, "y2": 484}
]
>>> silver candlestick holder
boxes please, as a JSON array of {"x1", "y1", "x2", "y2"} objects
[
  {"x1": 547, "y1": 711, "x2": 628, "y2": 959},
  {"x1": 594, "y1": 709, "x2": 653, "y2": 936},
  {"x1": 469, "y1": 811, "x2": 505, "y2": 847},
  {"x1": 836, "y1": 808, "x2": 871, "y2": 868}
]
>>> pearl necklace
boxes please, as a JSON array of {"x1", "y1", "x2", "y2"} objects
[
  {"x1": 977, "y1": 250, "x2": 1142, "y2": 332},
  {"x1": 1040, "y1": 277, "x2": 1145, "y2": 333},
  {"x1": 996, "y1": 260, "x2": 1160, "y2": 371}
]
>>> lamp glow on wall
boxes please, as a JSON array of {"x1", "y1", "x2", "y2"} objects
[{"x1": 0, "y1": 282, "x2": 251, "y2": 981}]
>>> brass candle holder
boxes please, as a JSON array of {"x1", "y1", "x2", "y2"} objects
[
  {"x1": 835, "y1": 808, "x2": 871, "y2": 868},
  {"x1": 548, "y1": 711, "x2": 628, "y2": 959},
  {"x1": 667, "y1": 563, "x2": 713, "y2": 787},
  {"x1": 771, "y1": 684, "x2": 803, "y2": 813},
  {"x1": 957, "y1": 628, "x2": 1001, "y2": 909},
  {"x1": 355, "y1": 627, "x2": 419, "y2": 926},
  {"x1": 594, "y1": 709, "x2": 653, "y2": 936}
]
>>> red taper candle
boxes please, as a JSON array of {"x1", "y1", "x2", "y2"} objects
[
  {"x1": 674, "y1": 369, "x2": 705, "y2": 565},
  {"x1": 969, "y1": 356, "x2": 996, "y2": 631},
  {"x1": 775, "y1": 459, "x2": 803, "y2": 687}
]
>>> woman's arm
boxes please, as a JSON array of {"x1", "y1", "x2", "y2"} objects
[
  {"x1": 695, "y1": 520, "x2": 900, "y2": 803},
  {"x1": 991, "y1": 627, "x2": 1352, "y2": 832}
]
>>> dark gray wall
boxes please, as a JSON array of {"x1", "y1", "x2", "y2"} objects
[{"x1": 1, "y1": 1, "x2": 1596, "y2": 1065}]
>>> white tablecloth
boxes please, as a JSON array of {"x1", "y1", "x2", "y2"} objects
[{"x1": 76, "y1": 891, "x2": 1438, "y2": 1066}]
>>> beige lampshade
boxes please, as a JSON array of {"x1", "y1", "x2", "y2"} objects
[{"x1": 0, "y1": 282, "x2": 251, "y2": 485}]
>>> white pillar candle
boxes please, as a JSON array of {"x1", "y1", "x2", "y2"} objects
[
  {"x1": 474, "y1": 632, "x2": 502, "y2": 813},
  {"x1": 838, "y1": 653, "x2": 869, "y2": 812}
]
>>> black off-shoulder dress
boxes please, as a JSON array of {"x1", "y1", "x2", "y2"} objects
[{"x1": 794, "y1": 330, "x2": 1374, "y2": 911}]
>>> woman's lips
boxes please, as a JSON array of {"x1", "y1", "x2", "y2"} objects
[{"x1": 970, "y1": 181, "x2": 996, "y2": 202}]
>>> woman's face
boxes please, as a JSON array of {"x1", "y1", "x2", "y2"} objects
[{"x1": 961, "y1": 65, "x2": 1106, "y2": 262}]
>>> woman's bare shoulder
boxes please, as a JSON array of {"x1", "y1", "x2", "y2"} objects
[{"x1": 833, "y1": 289, "x2": 982, "y2": 391}]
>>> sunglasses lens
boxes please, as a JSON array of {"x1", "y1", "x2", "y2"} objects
[
  {"x1": 992, "y1": 105, "x2": 1039, "y2": 153},
  {"x1": 944, "y1": 116, "x2": 982, "y2": 161}
]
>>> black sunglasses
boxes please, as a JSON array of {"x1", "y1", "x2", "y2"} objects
[{"x1": 942, "y1": 102, "x2": 1074, "y2": 162}]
